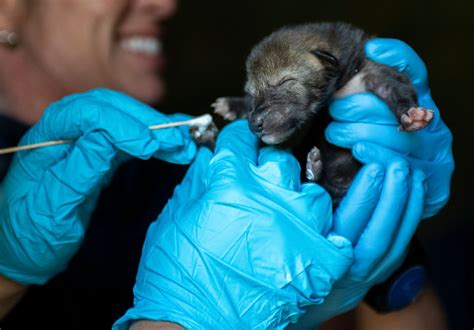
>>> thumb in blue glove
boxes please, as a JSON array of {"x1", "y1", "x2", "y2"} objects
[{"x1": 0, "y1": 88, "x2": 197, "y2": 285}]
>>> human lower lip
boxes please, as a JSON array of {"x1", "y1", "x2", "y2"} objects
[{"x1": 119, "y1": 36, "x2": 162, "y2": 56}]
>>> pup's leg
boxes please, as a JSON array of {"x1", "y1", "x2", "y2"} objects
[
  {"x1": 362, "y1": 60, "x2": 434, "y2": 131},
  {"x1": 211, "y1": 95, "x2": 252, "y2": 121},
  {"x1": 317, "y1": 142, "x2": 361, "y2": 208},
  {"x1": 199, "y1": 94, "x2": 251, "y2": 148}
]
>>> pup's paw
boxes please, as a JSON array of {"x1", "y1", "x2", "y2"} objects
[
  {"x1": 190, "y1": 121, "x2": 219, "y2": 150},
  {"x1": 400, "y1": 107, "x2": 434, "y2": 132},
  {"x1": 306, "y1": 146, "x2": 323, "y2": 181},
  {"x1": 211, "y1": 97, "x2": 238, "y2": 121}
]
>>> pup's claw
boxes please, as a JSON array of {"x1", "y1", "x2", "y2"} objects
[
  {"x1": 400, "y1": 107, "x2": 434, "y2": 132},
  {"x1": 306, "y1": 146, "x2": 323, "y2": 181}
]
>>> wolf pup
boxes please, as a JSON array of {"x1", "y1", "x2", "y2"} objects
[{"x1": 212, "y1": 22, "x2": 433, "y2": 206}]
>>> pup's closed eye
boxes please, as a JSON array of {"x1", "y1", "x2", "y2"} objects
[
  {"x1": 278, "y1": 77, "x2": 297, "y2": 86},
  {"x1": 310, "y1": 49, "x2": 339, "y2": 67}
]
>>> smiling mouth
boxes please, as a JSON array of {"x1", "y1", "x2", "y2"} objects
[{"x1": 119, "y1": 36, "x2": 162, "y2": 56}]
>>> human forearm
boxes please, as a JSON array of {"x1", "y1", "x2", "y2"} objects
[
  {"x1": 0, "y1": 274, "x2": 27, "y2": 319},
  {"x1": 319, "y1": 283, "x2": 447, "y2": 330}
]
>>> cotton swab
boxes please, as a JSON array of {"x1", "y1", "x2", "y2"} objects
[{"x1": 0, "y1": 114, "x2": 213, "y2": 155}]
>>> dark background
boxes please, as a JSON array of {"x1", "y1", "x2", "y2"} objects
[{"x1": 161, "y1": 0, "x2": 473, "y2": 328}]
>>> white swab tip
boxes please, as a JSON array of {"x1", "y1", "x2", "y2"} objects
[{"x1": 189, "y1": 114, "x2": 213, "y2": 127}]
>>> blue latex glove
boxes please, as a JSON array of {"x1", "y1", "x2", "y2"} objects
[
  {"x1": 114, "y1": 120, "x2": 364, "y2": 329},
  {"x1": 326, "y1": 38, "x2": 454, "y2": 219},
  {"x1": 0, "y1": 88, "x2": 196, "y2": 285},
  {"x1": 290, "y1": 38, "x2": 453, "y2": 328},
  {"x1": 289, "y1": 157, "x2": 426, "y2": 329}
]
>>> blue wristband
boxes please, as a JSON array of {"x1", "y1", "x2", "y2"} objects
[
  {"x1": 364, "y1": 238, "x2": 428, "y2": 313},
  {"x1": 387, "y1": 265, "x2": 427, "y2": 310}
]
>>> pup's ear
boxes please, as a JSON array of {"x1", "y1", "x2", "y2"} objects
[{"x1": 310, "y1": 50, "x2": 339, "y2": 67}]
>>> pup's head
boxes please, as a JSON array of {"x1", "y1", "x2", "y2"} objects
[{"x1": 245, "y1": 26, "x2": 339, "y2": 145}]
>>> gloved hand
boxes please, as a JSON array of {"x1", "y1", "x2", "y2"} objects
[
  {"x1": 0, "y1": 88, "x2": 196, "y2": 285},
  {"x1": 113, "y1": 120, "x2": 376, "y2": 329},
  {"x1": 291, "y1": 39, "x2": 452, "y2": 328},
  {"x1": 326, "y1": 38, "x2": 454, "y2": 219},
  {"x1": 289, "y1": 157, "x2": 426, "y2": 329}
]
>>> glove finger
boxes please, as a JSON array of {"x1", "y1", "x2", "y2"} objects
[
  {"x1": 166, "y1": 112, "x2": 193, "y2": 138},
  {"x1": 21, "y1": 90, "x2": 195, "y2": 169},
  {"x1": 93, "y1": 94, "x2": 198, "y2": 165},
  {"x1": 296, "y1": 183, "x2": 333, "y2": 234},
  {"x1": 93, "y1": 91, "x2": 198, "y2": 164},
  {"x1": 350, "y1": 158, "x2": 411, "y2": 279},
  {"x1": 289, "y1": 233, "x2": 353, "y2": 305},
  {"x1": 30, "y1": 132, "x2": 118, "y2": 214},
  {"x1": 372, "y1": 170, "x2": 426, "y2": 280},
  {"x1": 81, "y1": 89, "x2": 194, "y2": 146},
  {"x1": 151, "y1": 112, "x2": 197, "y2": 165},
  {"x1": 353, "y1": 141, "x2": 453, "y2": 220},
  {"x1": 329, "y1": 93, "x2": 398, "y2": 125},
  {"x1": 326, "y1": 122, "x2": 431, "y2": 158},
  {"x1": 330, "y1": 91, "x2": 442, "y2": 135},
  {"x1": 212, "y1": 120, "x2": 258, "y2": 171},
  {"x1": 365, "y1": 38, "x2": 429, "y2": 96},
  {"x1": 87, "y1": 89, "x2": 196, "y2": 159},
  {"x1": 333, "y1": 163, "x2": 385, "y2": 245},
  {"x1": 254, "y1": 146, "x2": 301, "y2": 191},
  {"x1": 352, "y1": 142, "x2": 403, "y2": 165},
  {"x1": 169, "y1": 147, "x2": 213, "y2": 209}
]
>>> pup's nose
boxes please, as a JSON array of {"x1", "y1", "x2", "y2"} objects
[{"x1": 249, "y1": 111, "x2": 266, "y2": 133}]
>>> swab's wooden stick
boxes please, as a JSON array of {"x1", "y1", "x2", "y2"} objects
[
  {"x1": 0, "y1": 114, "x2": 212, "y2": 155},
  {"x1": 0, "y1": 140, "x2": 73, "y2": 154}
]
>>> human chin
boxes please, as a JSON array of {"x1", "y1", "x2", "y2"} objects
[
  {"x1": 112, "y1": 37, "x2": 166, "y2": 103},
  {"x1": 120, "y1": 74, "x2": 166, "y2": 104}
]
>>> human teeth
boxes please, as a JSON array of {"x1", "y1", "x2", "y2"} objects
[{"x1": 120, "y1": 37, "x2": 162, "y2": 55}]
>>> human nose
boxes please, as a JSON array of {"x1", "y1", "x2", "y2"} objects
[{"x1": 134, "y1": 0, "x2": 178, "y2": 19}]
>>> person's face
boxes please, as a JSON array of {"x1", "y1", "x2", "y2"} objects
[{"x1": 18, "y1": 0, "x2": 177, "y2": 104}]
